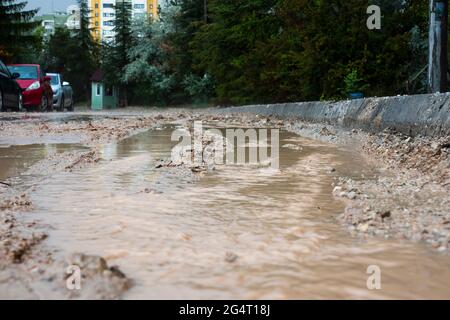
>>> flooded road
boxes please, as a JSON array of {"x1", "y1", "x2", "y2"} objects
[
  {"x1": 0, "y1": 143, "x2": 88, "y2": 183},
  {"x1": 11, "y1": 126, "x2": 450, "y2": 299}
]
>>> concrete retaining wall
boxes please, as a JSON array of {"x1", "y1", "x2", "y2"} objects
[{"x1": 219, "y1": 93, "x2": 450, "y2": 137}]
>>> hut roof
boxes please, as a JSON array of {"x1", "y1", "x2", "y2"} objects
[{"x1": 90, "y1": 70, "x2": 104, "y2": 82}]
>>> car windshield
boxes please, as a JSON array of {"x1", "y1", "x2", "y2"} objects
[
  {"x1": 7, "y1": 66, "x2": 38, "y2": 80},
  {"x1": 49, "y1": 75, "x2": 59, "y2": 85}
]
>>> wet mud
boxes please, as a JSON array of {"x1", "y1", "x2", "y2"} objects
[{"x1": 1, "y1": 110, "x2": 450, "y2": 299}]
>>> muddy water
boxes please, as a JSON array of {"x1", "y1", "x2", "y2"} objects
[
  {"x1": 24, "y1": 127, "x2": 450, "y2": 299},
  {"x1": 0, "y1": 143, "x2": 87, "y2": 183}
]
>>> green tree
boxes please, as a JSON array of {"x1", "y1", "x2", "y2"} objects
[
  {"x1": 103, "y1": 0, "x2": 133, "y2": 106},
  {"x1": 120, "y1": 0, "x2": 431, "y2": 105},
  {"x1": 191, "y1": 0, "x2": 281, "y2": 104},
  {"x1": 167, "y1": 0, "x2": 210, "y2": 103},
  {"x1": 72, "y1": 0, "x2": 97, "y2": 102},
  {"x1": 42, "y1": 27, "x2": 72, "y2": 72},
  {"x1": 41, "y1": 27, "x2": 82, "y2": 91},
  {"x1": 188, "y1": 0, "x2": 429, "y2": 103},
  {"x1": 0, "y1": 0, "x2": 38, "y2": 62},
  {"x1": 182, "y1": 73, "x2": 215, "y2": 104},
  {"x1": 124, "y1": 7, "x2": 175, "y2": 105}
]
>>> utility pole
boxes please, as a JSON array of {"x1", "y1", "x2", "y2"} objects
[{"x1": 428, "y1": 0, "x2": 448, "y2": 93}]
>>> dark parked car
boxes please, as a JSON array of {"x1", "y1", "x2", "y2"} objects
[{"x1": 0, "y1": 59, "x2": 22, "y2": 111}]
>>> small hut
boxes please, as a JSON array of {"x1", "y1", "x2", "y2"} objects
[{"x1": 90, "y1": 70, "x2": 118, "y2": 110}]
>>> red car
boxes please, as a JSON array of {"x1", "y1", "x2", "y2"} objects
[{"x1": 7, "y1": 64, "x2": 52, "y2": 111}]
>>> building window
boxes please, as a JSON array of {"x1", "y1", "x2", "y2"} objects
[
  {"x1": 95, "y1": 4, "x2": 98, "y2": 8},
  {"x1": 103, "y1": 3, "x2": 114, "y2": 8},
  {"x1": 134, "y1": 4, "x2": 145, "y2": 9},
  {"x1": 103, "y1": 21, "x2": 114, "y2": 26},
  {"x1": 96, "y1": 84, "x2": 101, "y2": 96}
]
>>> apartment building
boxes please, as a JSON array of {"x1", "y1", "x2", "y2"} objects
[{"x1": 89, "y1": 0, "x2": 158, "y2": 42}]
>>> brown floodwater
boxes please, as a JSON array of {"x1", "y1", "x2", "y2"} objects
[
  {"x1": 17, "y1": 127, "x2": 450, "y2": 299},
  {"x1": 0, "y1": 143, "x2": 87, "y2": 183}
]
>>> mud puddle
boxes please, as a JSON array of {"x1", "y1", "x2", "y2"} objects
[
  {"x1": 0, "y1": 143, "x2": 88, "y2": 184},
  {"x1": 23, "y1": 126, "x2": 450, "y2": 299}
]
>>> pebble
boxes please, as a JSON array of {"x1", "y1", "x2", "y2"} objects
[
  {"x1": 225, "y1": 252, "x2": 238, "y2": 263},
  {"x1": 347, "y1": 191, "x2": 357, "y2": 200},
  {"x1": 357, "y1": 223, "x2": 369, "y2": 232}
]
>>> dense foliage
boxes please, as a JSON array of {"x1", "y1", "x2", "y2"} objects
[
  {"x1": 72, "y1": 0, "x2": 98, "y2": 101},
  {"x1": 190, "y1": 0, "x2": 429, "y2": 104},
  {"x1": 0, "y1": 0, "x2": 39, "y2": 62},
  {"x1": 0, "y1": 0, "x2": 440, "y2": 106},
  {"x1": 123, "y1": 12, "x2": 175, "y2": 105},
  {"x1": 124, "y1": 0, "x2": 430, "y2": 105},
  {"x1": 102, "y1": 0, "x2": 134, "y2": 106}
]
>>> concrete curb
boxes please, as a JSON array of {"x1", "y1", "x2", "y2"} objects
[{"x1": 218, "y1": 93, "x2": 450, "y2": 137}]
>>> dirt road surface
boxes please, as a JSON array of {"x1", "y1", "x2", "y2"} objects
[{"x1": 1, "y1": 109, "x2": 449, "y2": 299}]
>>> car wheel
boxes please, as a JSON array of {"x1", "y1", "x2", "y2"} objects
[
  {"x1": 16, "y1": 93, "x2": 23, "y2": 112},
  {"x1": 0, "y1": 89, "x2": 5, "y2": 112},
  {"x1": 39, "y1": 96, "x2": 48, "y2": 112},
  {"x1": 68, "y1": 99, "x2": 74, "y2": 112}
]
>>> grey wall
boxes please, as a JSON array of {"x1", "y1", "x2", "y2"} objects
[{"x1": 219, "y1": 93, "x2": 450, "y2": 137}]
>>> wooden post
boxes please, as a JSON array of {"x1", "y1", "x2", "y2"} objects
[{"x1": 428, "y1": 0, "x2": 448, "y2": 93}]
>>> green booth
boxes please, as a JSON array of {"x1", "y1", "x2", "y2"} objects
[{"x1": 90, "y1": 70, "x2": 118, "y2": 110}]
